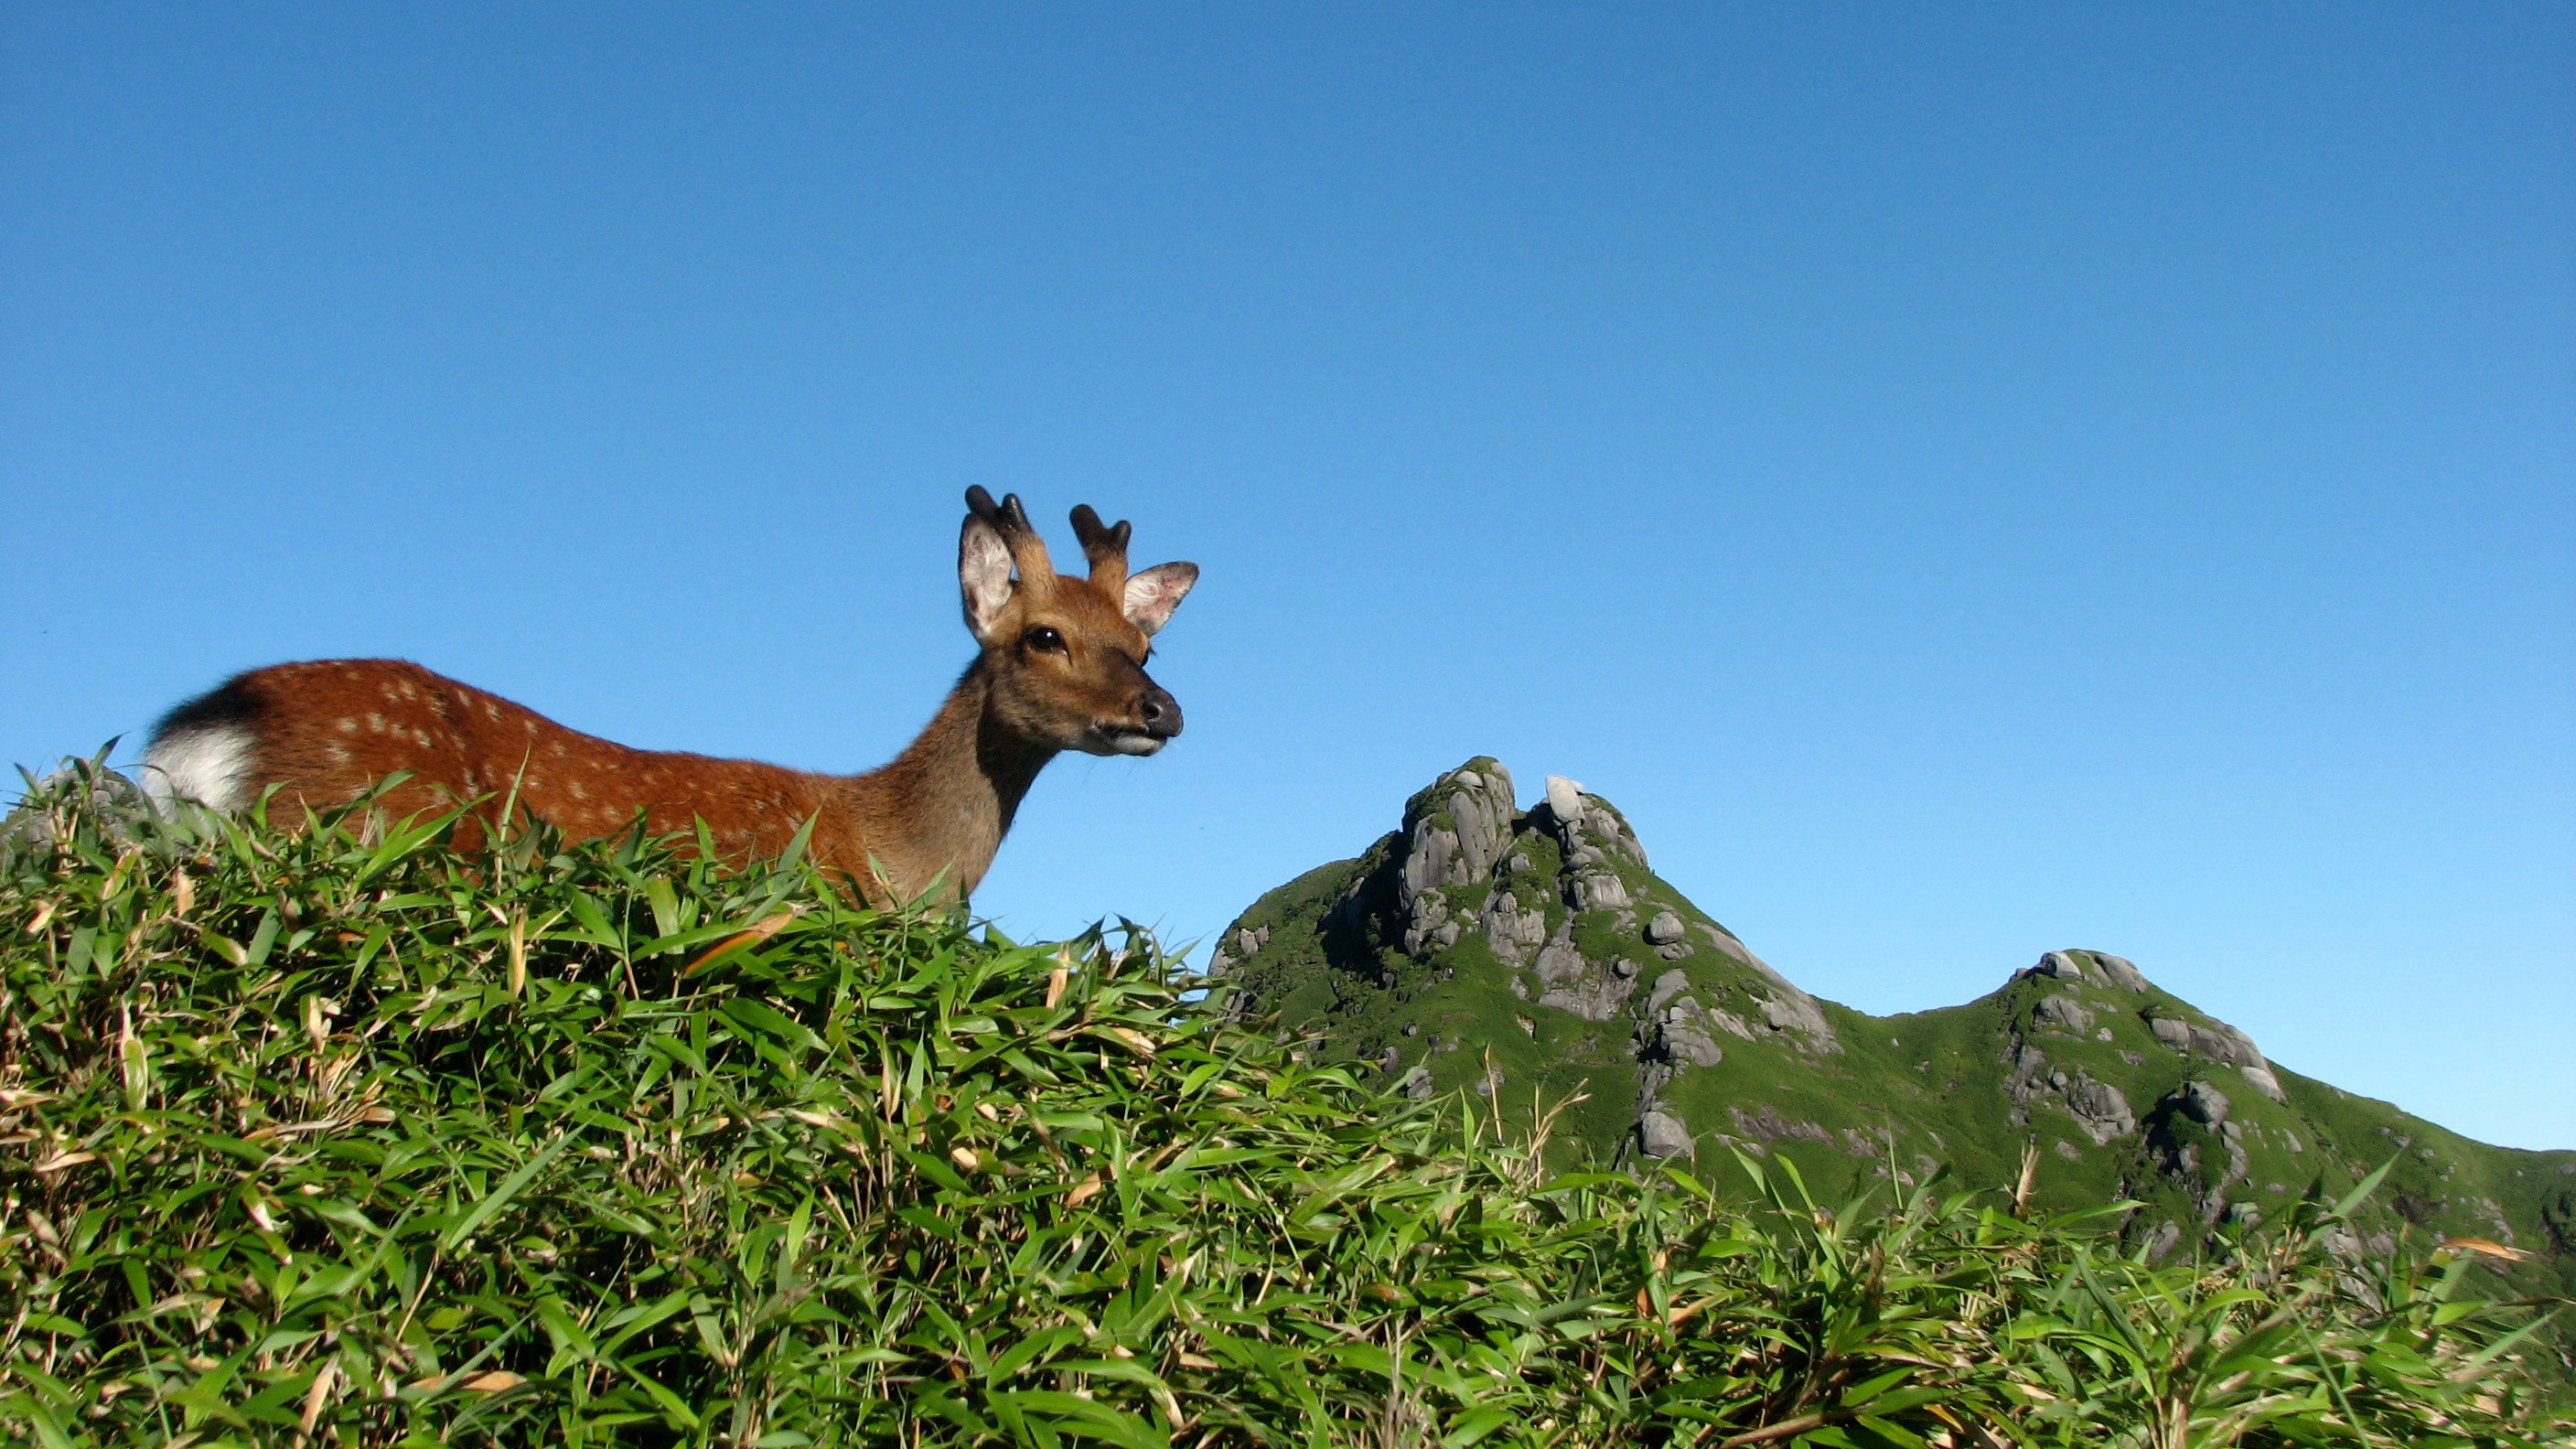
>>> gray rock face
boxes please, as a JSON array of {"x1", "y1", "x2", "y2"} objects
[
  {"x1": 1656, "y1": 1000, "x2": 1728, "y2": 1067},
  {"x1": 1394, "y1": 763, "x2": 1523, "y2": 952},
  {"x1": 2034, "y1": 993, "x2": 2095, "y2": 1034},
  {"x1": 1567, "y1": 871, "x2": 1631, "y2": 912},
  {"x1": 1533, "y1": 932, "x2": 1587, "y2": 987},
  {"x1": 1538, "y1": 978, "x2": 1632, "y2": 1021},
  {"x1": 2149, "y1": 1082, "x2": 2251, "y2": 1223},
  {"x1": 1637, "y1": 1110, "x2": 1694, "y2": 1159},
  {"x1": 1730, "y1": 1104, "x2": 1834, "y2": 1144},
  {"x1": 1645, "y1": 909, "x2": 1686, "y2": 945},
  {"x1": 2144, "y1": 1012, "x2": 2285, "y2": 1100},
  {"x1": 1711, "y1": 949, "x2": 1841, "y2": 1054},
  {"x1": 2006, "y1": 1041, "x2": 2050, "y2": 1111},
  {"x1": 1479, "y1": 890, "x2": 1549, "y2": 968},
  {"x1": 1426, "y1": 764, "x2": 1519, "y2": 882},
  {"x1": 1541, "y1": 774, "x2": 1648, "y2": 869},
  {"x1": 1704, "y1": 1005, "x2": 1757, "y2": 1041},
  {"x1": 1754, "y1": 990, "x2": 1837, "y2": 1052},
  {"x1": 1397, "y1": 896, "x2": 1451, "y2": 955},
  {"x1": 2031, "y1": 951, "x2": 2088, "y2": 984},
  {"x1": 1208, "y1": 922, "x2": 1272, "y2": 976},
  {"x1": 2142, "y1": 1219, "x2": 2185, "y2": 1261},
  {"x1": 1531, "y1": 923, "x2": 1636, "y2": 1020},
  {"x1": 2178, "y1": 1080, "x2": 2232, "y2": 1126},
  {"x1": 1687, "y1": 923, "x2": 1744, "y2": 961},
  {"x1": 1645, "y1": 969, "x2": 1690, "y2": 1017},
  {"x1": 2061, "y1": 1074, "x2": 2136, "y2": 1144},
  {"x1": 1542, "y1": 775, "x2": 1583, "y2": 830},
  {"x1": 2029, "y1": 950, "x2": 2149, "y2": 993},
  {"x1": 2089, "y1": 952, "x2": 2150, "y2": 992},
  {"x1": 2195, "y1": 1022, "x2": 2263, "y2": 1069},
  {"x1": 2008, "y1": 1036, "x2": 2138, "y2": 1143},
  {"x1": 1633, "y1": 1062, "x2": 1673, "y2": 1117},
  {"x1": 1396, "y1": 1066, "x2": 1434, "y2": 1102}
]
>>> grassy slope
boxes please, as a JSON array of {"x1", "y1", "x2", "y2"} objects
[{"x1": 4, "y1": 767, "x2": 2571, "y2": 1445}]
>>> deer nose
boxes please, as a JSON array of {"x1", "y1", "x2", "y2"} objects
[{"x1": 1139, "y1": 686, "x2": 1183, "y2": 738}]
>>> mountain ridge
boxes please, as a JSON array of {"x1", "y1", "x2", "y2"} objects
[{"x1": 1211, "y1": 757, "x2": 2576, "y2": 1290}]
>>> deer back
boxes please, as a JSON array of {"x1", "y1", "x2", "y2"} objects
[{"x1": 142, "y1": 658, "x2": 860, "y2": 864}]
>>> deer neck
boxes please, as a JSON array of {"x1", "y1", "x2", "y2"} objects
[{"x1": 849, "y1": 659, "x2": 1054, "y2": 902}]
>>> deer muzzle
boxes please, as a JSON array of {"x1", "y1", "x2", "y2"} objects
[{"x1": 1098, "y1": 682, "x2": 1183, "y2": 756}]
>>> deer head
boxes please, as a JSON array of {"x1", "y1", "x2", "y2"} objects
[{"x1": 959, "y1": 487, "x2": 1197, "y2": 757}]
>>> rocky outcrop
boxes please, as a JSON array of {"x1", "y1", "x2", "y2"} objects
[
  {"x1": 1537, "y1": 980, "x2": 1633, "y2": 1022},
  {"x1": 1750, "y1": 987, "x2": 1837, "y2": 1052},
  {"x1": 1480, "y1": 889, "x2": 1549, "y2": 968},
  {"x1": 2015, "y1": 950, "x2": 2286, "y2": 1106},
  {"x1": 1638, "y1": 1110, "x2": 1694, "y2": 1159},
  {"x1": 2007, "y1": 1036, "x2": 2138, "y2": 1145},
  {"x1": 1635, "y1": 972, "x2": 1729, "y2": 1068},
  {"x1": 1565, "y1": 870, "x2": 1631, "y2": 912},
  {"x1": 1208, "y1": 922, "x2": 1271, "y2": 978},
  {"x1": 2178, "y1": 1080, "x2": 2232, "y2": 1126},
  {"x1": 1540, "y1": 775, "x2": 1648, "y2": 870},
  {"x1": 2033, "y1": 993, "x2": 2096, "y2": 1034},
  {"x1": 2062, "y1": 1073, "x2": 2137, "y2": 1144},
  {"x1": 2145, "y1": 1079, "x2": 2253, "y2": 1224},
  {"x1": 1534, "y1": 917, "x2": 1637, "y2": 1020},
  {"x1": 2145, "y1": 1012, "x2": 2287, "y2": 1102},
  {"x1": 2027, "y1": 950, "x2": 2150, "y2": 993},
  {"x1": 1731, "y1": 1105, "x2": 1834, "y2": 1145},
  {"x1": 1394, "y1": 763, "x2": 1522, "y2": 953}
]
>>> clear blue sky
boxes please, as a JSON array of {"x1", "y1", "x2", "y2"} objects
[{"x1": 5, "y1": 5, "x2": 2570, "y2": 1150}]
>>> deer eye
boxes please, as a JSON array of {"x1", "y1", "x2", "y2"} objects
[{"x1": 1023, "y1": 626, "x2": 1067, "y2": 654}]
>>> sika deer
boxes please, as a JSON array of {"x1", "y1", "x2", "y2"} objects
[{"x1": 140, "y1": 489, "x2": 1197, "y2": 902}]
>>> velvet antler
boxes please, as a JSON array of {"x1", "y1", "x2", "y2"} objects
[
  {"x1": 964, "y1": 486, "x2": 1057, "y2": 583},
  {"x1": 1068, "y1": 503, "x2": 1132, "y2": 596}
]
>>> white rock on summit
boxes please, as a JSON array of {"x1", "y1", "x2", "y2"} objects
[
  {"x1": 1543, "y1": 775, "x2": 1583, "y2": 825},
  {"x1": 2031, "y1": 950, "x2": 2149, "y2": 993}
]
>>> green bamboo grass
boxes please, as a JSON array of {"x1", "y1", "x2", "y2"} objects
[{"x1": 2, "y1": 763, "x2": 2565, "y2": 1446}]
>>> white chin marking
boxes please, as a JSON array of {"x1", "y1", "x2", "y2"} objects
[
  {"x1": 1101, "y1": 733, "x2": 1165, "y2": 757},
  {"x1": 144, "y1": 724, "x2": 258, "y2": 813}
]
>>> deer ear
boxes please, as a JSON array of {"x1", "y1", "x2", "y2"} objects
[
  {"x1": 961, "y1": 514, "x2": 1015, "y2": 642},
  {"x1": 1123, "y1": 562, "x2": 1197, "y2": 636}
]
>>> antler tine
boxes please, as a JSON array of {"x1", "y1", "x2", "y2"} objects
[
  {"x1": 962, "y1": 487, "x2": 1056, "y2": 582},
  {"x1": 1068, "y1": 504, "x2": 1132, "y2": 593}
]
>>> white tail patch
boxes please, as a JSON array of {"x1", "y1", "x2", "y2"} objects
[{"x1": 143, "y1": 724, "x2": 258, "y2": 814}]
